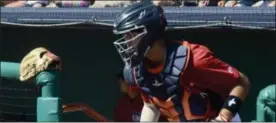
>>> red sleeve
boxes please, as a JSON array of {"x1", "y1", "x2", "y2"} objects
[
  {"x1": 114, "y1": 96, "x2": 132, "y2": 122},
  {"x1": 190, "y1": 44, "x2": 240, "y2": 97},
  {"x1": 114, "y1": 97, "x2": 124, "y2": 122}
]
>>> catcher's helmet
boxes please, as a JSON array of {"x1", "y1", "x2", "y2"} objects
[{"x1": 113, "y1": 1, "x2": 167, "y2": 68}]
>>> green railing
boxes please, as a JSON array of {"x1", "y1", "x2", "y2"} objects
[
  {"x1": 0, "y1": 61, "x2": 62, "y2": 122},
  {"x1": 256, "y1": 84, "x2": 275, "y2": 122}
]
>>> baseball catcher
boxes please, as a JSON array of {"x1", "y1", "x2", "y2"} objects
[
  {"x1": 19, "y1": 47, "x2": 61, "y2": 82},
  {"x1": 112, "y1": 1, "x2": 251, "y2": 122}
]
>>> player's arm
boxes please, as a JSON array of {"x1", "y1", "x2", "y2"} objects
[
  {"x1": 216, "y1": 71, "x2": 250, "y2": 121},
  {"x1": 192, "y1": 45, "x2": 250, "y2": 121}
]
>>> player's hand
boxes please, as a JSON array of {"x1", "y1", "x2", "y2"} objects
[{"x1": 211, "y1": 114, "x2": 231, "y2": 122}]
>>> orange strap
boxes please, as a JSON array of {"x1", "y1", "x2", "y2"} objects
[
  {"x1": 63, "y1": 103, "x2": 111, "y2": 122},
  {"x1": 147, "y1": 63, "x2": 165, "y2": 74}
]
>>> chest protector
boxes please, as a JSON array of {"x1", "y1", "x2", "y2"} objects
[{"x1": 124, "y1": 41, "x2": 218, "y2": 122}]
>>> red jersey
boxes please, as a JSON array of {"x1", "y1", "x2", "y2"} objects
[
  {"x1": 141, "y1": 42, "x2": 240, "y2": 100},
  {"x1": 114, "y1": 94, "x2": 167, "y2": 122},
  {"x1": 137, "y1": 41, "x2": 240, "y2": 121}
]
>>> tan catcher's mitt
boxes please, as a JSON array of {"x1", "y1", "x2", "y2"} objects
[{"x1": 20, "y1": 47, "x2": 61, "y2": 82}]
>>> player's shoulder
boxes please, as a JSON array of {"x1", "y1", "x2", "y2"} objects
[
  {"x1": 123, "y1": 65, "x2": 138, "y2": 86},
  {"x1": 175, "y1": 40, "x2": 214, "y2": 60},
  {"x1": 188, "y1": 42, "x2": 219, "y2": 68},
  {"x1": 166, "y1": 40, "x2": 193, "y2": 62},
  {"x1": 168, "y1": 40, "x2": 215, "y2": 69}
]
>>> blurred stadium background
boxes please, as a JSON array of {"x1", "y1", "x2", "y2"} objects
[{"x1": 0, "y1": 0, "x2": 275, "y2": 122}]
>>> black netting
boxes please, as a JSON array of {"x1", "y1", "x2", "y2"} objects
[
  {"x1": 0, "y1": 7, "x2": 275, "y2": 30},
  {"x1": 0, "y1": 78, "x2": 38, "y2": 122}
]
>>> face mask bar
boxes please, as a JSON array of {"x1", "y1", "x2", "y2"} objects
[{"x1": 113, "y1": 26, "x2": 147, "y2": 68}]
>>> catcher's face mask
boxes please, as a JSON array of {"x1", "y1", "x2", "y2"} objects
[{"x1": 113, "y1": 26, "x2": 147, "y2": 68}]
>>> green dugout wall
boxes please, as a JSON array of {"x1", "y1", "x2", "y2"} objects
[{"x1": 0, "y1": 26, "x2": 275, "y2": 121}]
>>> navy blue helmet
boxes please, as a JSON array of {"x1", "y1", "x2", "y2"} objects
[{"x1": 113, "y1": 1, "x2": 167, "y2": 68}]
